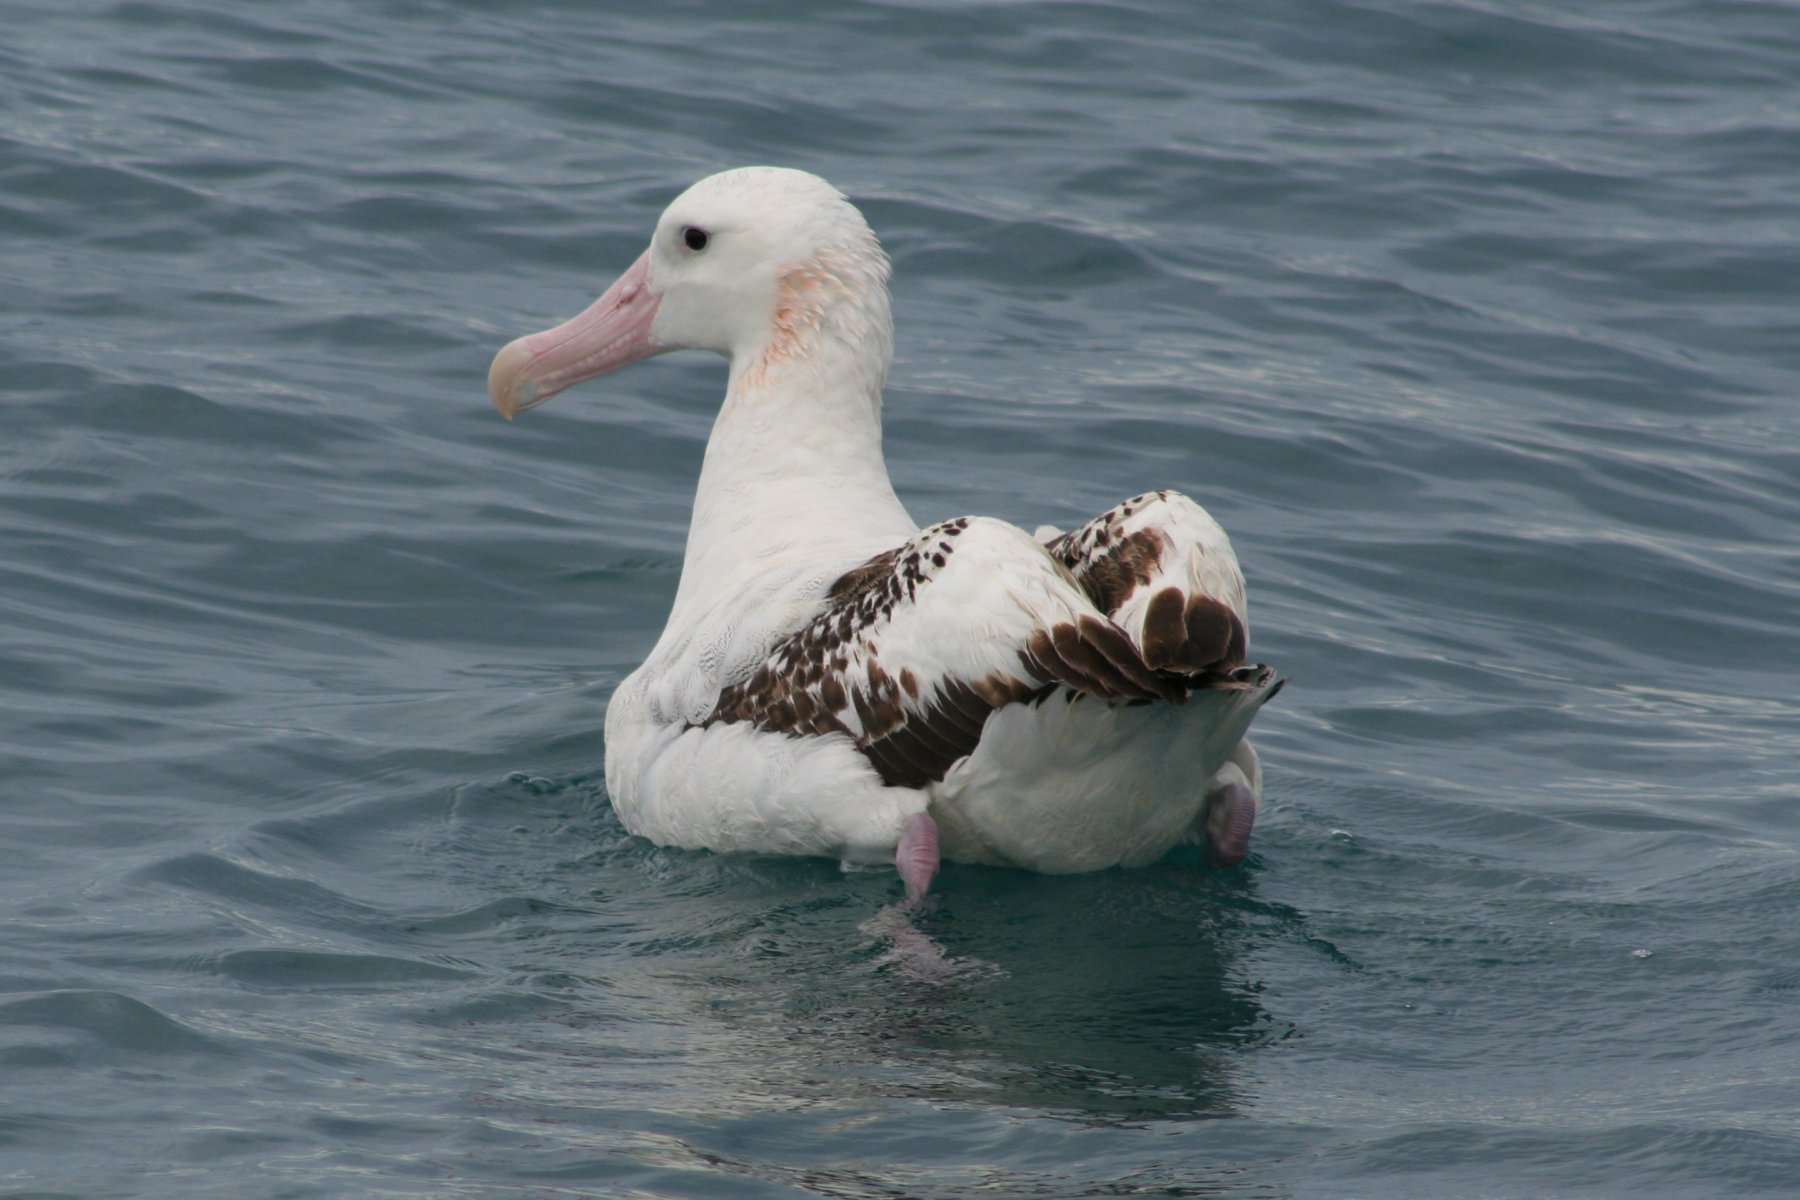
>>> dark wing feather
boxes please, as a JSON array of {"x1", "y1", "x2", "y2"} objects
[
  {"x1": 700, "y1": 517, "x2": 1183, "y2": 789},
  {"x1": 1044, "y1": 490, "x2": 1252, "y2": 683}
]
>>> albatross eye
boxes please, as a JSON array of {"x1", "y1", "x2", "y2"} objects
[{"x1": 682, "y1": 226, "x2": 709, "y2": 252}]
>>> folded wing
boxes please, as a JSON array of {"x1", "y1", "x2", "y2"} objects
[{"x1": 700, "y1": 513, "x2": 1260, "y2": 790}]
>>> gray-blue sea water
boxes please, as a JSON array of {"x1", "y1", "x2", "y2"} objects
[{"x1": 5, "y1": 2, "x2": 1798, "y2": 1196}]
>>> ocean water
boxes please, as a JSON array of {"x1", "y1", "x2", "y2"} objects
[{"x1": 4, "y1": 1, "x2": 1798, "y2": 1196}]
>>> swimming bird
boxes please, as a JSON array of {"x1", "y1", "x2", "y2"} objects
[{"x1": 488, "y1": 167, "x2": 1281, "y2": 902}]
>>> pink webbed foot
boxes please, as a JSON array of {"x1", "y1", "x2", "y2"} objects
[
  {"x1": 1203, "y1": 780, "x2": 1257, "y2": 867},
  {"x1": 895, "y1": 811, "x2": 940, "y2": 904}
]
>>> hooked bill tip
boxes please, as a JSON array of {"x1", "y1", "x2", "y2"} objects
[{"x1": 487, "y1": 337, "x2": 537, "y2": 420}]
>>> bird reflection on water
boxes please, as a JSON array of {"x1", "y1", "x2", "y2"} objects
[{"x1": 558, "y1": 841, "x2": 1280, "y2": 1126}]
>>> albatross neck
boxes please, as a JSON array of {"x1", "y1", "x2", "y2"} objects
[{"x1": 676, "y1": 333, "x2": 918, "y2": 598}]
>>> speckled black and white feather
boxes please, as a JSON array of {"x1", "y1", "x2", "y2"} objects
[
  {"x1": 1043, "y1": 490, "x2": 1252, "y2": 680},
  {"x1": 700, "y1": 504, "x2": 1273, "y2": 794}
]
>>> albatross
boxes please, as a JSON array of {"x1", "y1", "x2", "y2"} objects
[{"x1": 488, "y1": 166, "x2": 1281, "y2": 902}]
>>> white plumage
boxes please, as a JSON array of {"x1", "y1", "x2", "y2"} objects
[{"x1": 488, "y1": 167, "x2": 1281, "y2": 899}]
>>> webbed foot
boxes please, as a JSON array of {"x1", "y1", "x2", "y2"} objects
[
  {"x1": 1203, "y1": 780, "x2": 1257, "y2": 867},
  {"x1": 895, "y1": 811, "x2": 940, "y2": 903}
]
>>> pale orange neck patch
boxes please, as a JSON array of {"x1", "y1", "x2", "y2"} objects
[{"x1": 736, "y1": 251, "x2": 869, "y2": 393}]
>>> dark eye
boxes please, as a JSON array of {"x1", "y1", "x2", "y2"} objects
[{"x1": 682, "y1": 226, "x2": 709, "y2": 252}]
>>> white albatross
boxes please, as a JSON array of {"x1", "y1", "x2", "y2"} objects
[{"x1": 488, "y1": 167, "x2": 1282, "y2": 902}]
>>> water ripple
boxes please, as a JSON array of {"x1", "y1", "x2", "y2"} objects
[{"x1": 4, "y1": 0, "x2": 1799, "y2": 1196}]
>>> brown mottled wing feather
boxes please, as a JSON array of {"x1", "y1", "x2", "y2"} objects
[
  {"x1": 1044, "y1": 491, "x2": 1250, "y2": 683},
  {"x1": 701, "y1": 517, "x2": 1184, "y2": 789}
]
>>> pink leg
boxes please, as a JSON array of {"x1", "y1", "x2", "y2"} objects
[
  {"x1": 1203, "y1": 781, "x2": 1257, "y2": 867},
  {"x1": 895, "y1": 811, "x2": 940, "y2": 903}
]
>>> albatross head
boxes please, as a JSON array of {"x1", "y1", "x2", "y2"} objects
[{"x1": 488, "y1": 166, "x2": 892, "y2": 418}]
